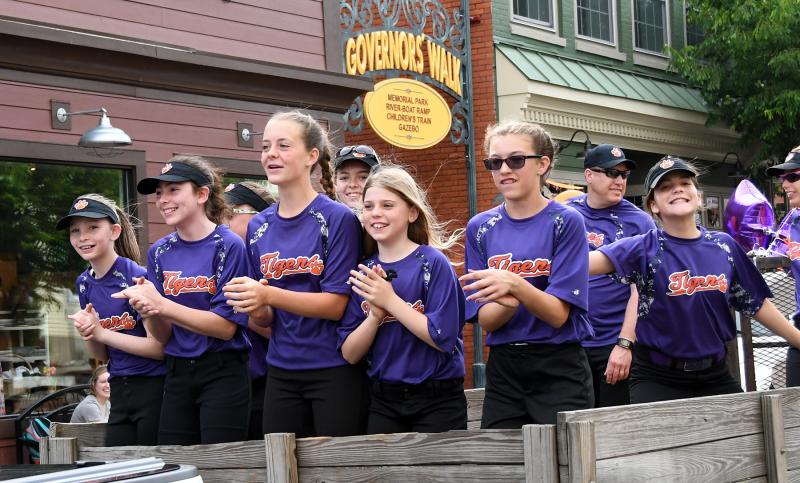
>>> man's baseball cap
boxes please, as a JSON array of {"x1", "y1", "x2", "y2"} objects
[
  {"x1": 333, "y1": 145, "x2": 380, "y2": 171},
  {"x1": 644, "y1": 156, "x2": 698, "y2": 191},
  {"x1": 224, "y1": 183, "x2": 273, "y2": 212},
  {"x1": 584, "y1": 144, "x2": 636, "y2": 170},
  {"x1": 766, "y1": 146, "x2": 800, "y2": 176},
  {"x1": 137, "y1": 161, "x2": 212, "y2": 195},
  {"x1": 56, "y1": 197, "x2": 120, "y2": 230}
]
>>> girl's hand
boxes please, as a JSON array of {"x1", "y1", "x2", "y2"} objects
[
  {"x1": 459, "y1": 269, "x2": 522, "y2": 304},
  {"x1": 349, "y1": 264, "x2": 397, "y2": 313},
  {"x1": 69, "y1": 303, "x2": 102, "y2": 340},
  {"x1": 224, "y1": 277, "x2": 270, "y2": 314},
  {"x1": 112, "y1": 277, "x2": 163, "y2": 316}
]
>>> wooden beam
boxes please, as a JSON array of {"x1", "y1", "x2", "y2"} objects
[
  {"x1": 567, "y1": 421, "x2": 596, "y2": 483},
  {"x1": 762, "y1": 394, "x2": 788, "y2": 482},
  {"x1": 51, "y1": 422, "x2": 106, "y2": 448},
  {"x1": 40, "y1": 437, "x2": 78, "y2": 464},
  {"x1": 523, "y1": 425, "x2": 559, "y2": 483},
  {"x1": 264, "y1": 433, "x2": 297, "y2": 483}
]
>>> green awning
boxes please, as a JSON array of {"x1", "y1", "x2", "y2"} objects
[{"x1": 497, "y1": 44, "x2": 708, "y2": 113}]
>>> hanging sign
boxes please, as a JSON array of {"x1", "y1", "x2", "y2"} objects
[{"x1": 364, "y1": 78, "x2": 452, "y2": 150}]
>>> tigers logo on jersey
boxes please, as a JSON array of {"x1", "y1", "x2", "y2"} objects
[
  {"x1": 162, "y1": 271, "x2": 217, "y2": 296},
  {"x1": 667, "y1": 270, "x2": 728, "y2": 296},
  {"x1": 788, "y1": 241, "x2": 800, "y2": 261},
  {"x1": 100, "y1": 311, "x2": 136, "y2": 331},
  {"x1": 487, "y1": 253, "x2": 551, "y2": 278},
  {"x1": 260, "y1": 251, "x2": 324, "y2": 280},
  {"x1": 361, "y1": 299, "x2": 424, "y2": 324},
  {"x1": 587, "y1": 232, "x2": 605, "y2": 247}
]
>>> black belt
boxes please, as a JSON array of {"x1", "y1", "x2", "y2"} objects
[
  {"x1": 371, "y1": 378, "x2": 463, "y2": 397},
  {"x1": 636, "y1": 345, "x2": 726, "y2": 372}
]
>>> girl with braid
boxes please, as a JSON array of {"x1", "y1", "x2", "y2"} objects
[{"x1": 224, "y1": 111, "x2": 367, "y2": 437}]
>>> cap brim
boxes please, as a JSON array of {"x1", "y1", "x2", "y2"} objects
[
  {"x1": 137, "y1": 174, "x2": 193, "y2": 194},
  {"x1": 596, "y1": 158, "x2": 637, "y2": 169},
  {"x1": 333, "y1": 155, "x2": 379, "y2": 170},
  {"x1": 56, "y1": 211, "x2": 114, "y2": 230},
  {"x1": 766, "y1": 161, "x2": 800, "y2": 176},
  {"x1": 648, "y1": 167, "x2": 697, "y2": 190}
]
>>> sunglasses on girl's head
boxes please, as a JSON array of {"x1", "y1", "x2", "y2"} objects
[
  {"x1": 781, "y1": 171, "x2": 800, "y2": 183},
  {"x1": 590, "y1": 167, "x2": 631, "y2": 179},
  {"x1": 336, "y1": 145, "x2": 377, "y2": 158},
  {"x1": 483, "y1": 154, "x2": 545, "y2": 171}
]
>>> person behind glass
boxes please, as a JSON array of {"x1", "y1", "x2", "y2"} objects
[
  {"x1": 59, "y1": 194, "x2": 165, "y2": 444},
  {"x1": 460, "y1": 120, "x2": 593, "y2": 428},
  {"x1": 223, "y1": 111, "x2": 367, "y2": 437},
  {"x1": 113, "y1": 155, "x2": 252, "y2": 444},
  {"x1": 566, "y1": 145, "x2": 656, "y2": 407},
  {"x1": 71, "y1": 365, "x2": 111, "y2": 423},
  {"x1": 222, "y1": 181, "x2": 276, "y2": 440},
  {"x1": 590, "y1": 156, "x2": 800, "y2": 403},
  {"x1": 765, "y1": 145, "x2": 800, "y2": 387},
  {"x1": 333, "y1": 145, "x2": 381, "y2": 217},
  {"x1": 339, "y1": 165, "x2": 467, "y2": 434}
]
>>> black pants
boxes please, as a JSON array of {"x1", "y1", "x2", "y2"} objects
[
  {"x1": 367, "y1": 378, "x2": 467, "y2": 434},
  {"x1": 158, "y1": 351, "x2": 251, "y2": 445},
  {"x1": 629, "y1": 353, "x2": 742, "y2": 404},
  {"x1": 248, "y1": 375, "x2": 267, "y2": 440},
  {"x1": 584, "y1": 345, "x2": 630, "y2": 408},
  {"x1": 106, "y1": 375, "x2": 164, "y2": 446},
  {"x1": 481, "y1": 343, "x2": 593, "y2": 428},
  {"x1": 263, "y1": 364, "x2": 368, "y2": 437}
]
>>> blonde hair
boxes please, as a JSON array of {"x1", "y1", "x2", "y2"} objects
[
  {"x1": 78, "y1": 193, "x2": 141, "y2": 263},
  {"x1": 268, "y1": 111, "x2": 336, "y2": 199},
  {"x1": 362, "y1": 165, "x2": 462, "y2": 259},
  {"x1": 645, "y1": 158, "x2": 701, "y2": 219},
  {"x1": 169, "y1": 154, "x2": 231, "y2": 224},
  {"x1": 484, "y1": 121, "x2": 558, "y2": 187},
  {"x1": 89, "y1": 365, "x2": 108, "y2": 395}
]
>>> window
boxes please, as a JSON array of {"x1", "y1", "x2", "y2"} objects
[
  {"x1": 685, "y1": 4, "x2": 704, "y2": 46},
  {"x1": 514, "y1": 0, "x2": 554, "y2": 27},
  {"x1": 633, "y1": 0, "x2": 668, "y2": 53},
  {"x1": 0, "y1": 160, "x2": 130, "y2": 414},
  {"x1": 577, "y1": 0, "x2": 613, "y2": 42}
]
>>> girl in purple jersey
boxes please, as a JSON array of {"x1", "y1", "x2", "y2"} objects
[
  {"x1": 339, "y1": 165, "x2": 467, "y2": 434},
  {"x1": 460, "y1": 120, "x2": 593, "y2": 427},
  {"x1": 114, "y1": 155, "x2": 252, "y2": 444},
  {"x1": 223, "y1": 111, "x2": 367, "y2": 437},
  {"x1": 591, "y1": 156, "x2": 800, "y2": 403},
  {"x1": 59, "y1": 194, "x2": 165, "y2": 445}
]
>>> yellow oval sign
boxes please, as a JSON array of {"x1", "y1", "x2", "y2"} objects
[{"x1": 364, "y1": 78, "x2": 452, "y2": 150}]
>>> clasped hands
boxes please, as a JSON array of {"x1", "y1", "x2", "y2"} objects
[{"x1": 459, "y1": 268, "x2": 522, "y2": 309}]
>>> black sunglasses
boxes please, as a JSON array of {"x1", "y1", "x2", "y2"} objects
[
  {"x1": 483, "y1": 154, "x2": 544, "y2": 171},
  {"x1": 781, "y1": 171, "x2": 800, "y2": 183},
  {"x1": 590, "y1": 167, "x2": 631, "y2": 180},
  {"x1": 336, "y1": 145, "x2": 377, "y2": 158}
]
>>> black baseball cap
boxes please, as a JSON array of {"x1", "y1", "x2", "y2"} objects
[
  {"x1": 766, "y1": 147, "x2": 800, "y2": 176},
  {"x1": 224, "y1": 183, "x2": 273, "y2": 212},
  {"x1": 137, "y1": 161, "x2": 212, "y2": 194},
  {"x1": 56, "y1": 197, "x2": 120, "y2": 230},
  {"x1": 644, "y1": 156, "x2": 698, "y2": 191},
  {"x1": 333, "y1": 145, "x2": 380, "y2": 171},
  {"x1": 584, "y1": 144, "x2": 636, "y2": 170}
]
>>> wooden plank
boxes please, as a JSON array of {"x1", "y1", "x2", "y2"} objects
[
  {"x1": 523, "y1": 425, "x2": 558, "y2": 483},
  {"x1": 466, "y1": 388, "x2": 485, "y2": 427},
  {"x1": 295, "y1": 429, "x2": 523, "y2": 467},
  {"x1": 51, "y1": 422, "x2": 106, "y2": 448},
  {"x1": 297, "y1": 464, "x2": 525, "y2": 482},
  {"x1": 194, "y1": 469, "x2": 266, "y2": 483},
  {"x1": 762, "y1": 394, "x2": 788, "y2": 482},
  {"x1": 79, "y1": 439, "x2": 266, "y2": 469},
  {"x1": 265, "y1": 433, "x2": 297, "y2": 483},
  {"x1": 567, "y1": 421, "x2": 595, "y2": 483},
  {"x1": 557, "y1": 388, "x2": 800, "y2": 463},
  {"x1": 40, "y1": 437, "x2": 78, "y2": 464}
]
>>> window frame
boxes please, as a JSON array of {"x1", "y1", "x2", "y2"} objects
[
  {"x1": 511, "y1": 0, "x2": 559, "y2": 32},
  {"x1": 683, "y1": 0, "x2": 704, "y2": 47},
  {"x1": 631, "y1": 0, "x2": 671, "y2": 57},
  {"x1": 574, "y1": 0, "x2": 618, "y2": 47}
]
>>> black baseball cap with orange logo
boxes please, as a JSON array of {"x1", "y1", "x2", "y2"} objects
[
  {"x1": 644, "y1": 156, "x2": 698, "y2": 191},
  {"x1": 56, "y1": 197, "x2": 120, "y2": 230},
  {"x1": 766, "y1": 146, "x2": 800, "y2": 176},
  {"x1": 584, "y1": 144, "x2": 636, "y2": 170},
  {"x1": 137, "y1": 161, "x2": 212, "y2": 195}
]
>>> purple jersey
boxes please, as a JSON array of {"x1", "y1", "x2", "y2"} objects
[
  {"x1": 599, "y1": 228, "x2": 772, "y2": 358},
  {"x1": 248, "y1": 329, "x2": 269, "y2": 380},
  {"x1": 464, "y1": 202, "x2": 592, "y2": 345},
  {"x1": 247, "y1": 194, "x2": 361, "y2": 370},
  {"x1": 147, "y1": 225, "x2": 251, "y2": 358},
  {"x1": 77, "y1": 257, "x2": 165, "y2": 378},
  {"x1": 784, "y1": 213, "x2": 800, "y2": 314},
  {"x1": 568, "y1": 195, "x2": 656, "y2": 346},
  {"x1": 339, "y1": 245, "x2": 466, "y2": 383}
]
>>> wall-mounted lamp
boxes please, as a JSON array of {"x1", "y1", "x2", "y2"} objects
[
  {"x1": 237, "y1": 122, "x2": 263, "y2": 148},
  {"x1": 721, "y1": 152, "x2": 747, "y2": 179},
  {"x1": 557, "y1": 129, "x2": 592, "y2": 158},
  {"x1": 51, "y1": 101, "x2": 132, "y2": 148}
]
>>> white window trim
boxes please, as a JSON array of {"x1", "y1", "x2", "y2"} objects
[
  {"x1": 510, "y1": 0, "x2": 566, "y2": 48},
  {"x1": 630, "y1": 0, "x2": 671, "y2": 56},
  {"x1": 510, "y1": 0, "x2": 560, "y2": 33},
  {"x1": 632, "y1": 51, "x2": 670, "y2": 68},
  {"x1": 575, "y1": 38, "x2": 627, "y2": 61},
  {"x1": 574, "y1": 0, "x2": 618, "y2": 48}
]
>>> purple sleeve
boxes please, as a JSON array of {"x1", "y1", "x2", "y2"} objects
[
  {"x1": 545, "y1": 210, "x2": 589, "y2": 311},
  {"x1": 320, "y1": 211, "x2": 361, "y2": 295},
  {"x1": 729, "y1": 238, "x2": 773, "y2": 316},
  {"x1": 145, "y1": 246, "x2": 165, "y2": 296},
  {"x1": 337, "y1": 289, "x2": 366, "y2": 352},
  {"x1": 463, "y1": 220, "x2": 486, "y2": 321},
  {"x1": 424, "y1": 254, "x2": 465, "y2": 352},
  {"x1": 209, "y1": 237, "x2": 250, "y2": 328},
  {"x1": 76, "y1": 278, "x2": 88, "y2": 309},
  {"x1": 597, "y1": 233, "x2": 650, "y2": 285}
]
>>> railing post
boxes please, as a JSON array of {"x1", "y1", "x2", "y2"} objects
[
  {"x1": 264, "y1": 433, "x2": 298, "y2": 483},
  {"x1": 761, "y1": 393, "x2": 788, "y2": 482},
  {"x1": 567, "y1": 421, "x2": 596, "y2": 483},
  {"x1": 40, "y1": 436, "x2": 78, "y2": 464},
  {"x1": 523, "y1": 424, "x2": 559, "y2": 483}
]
